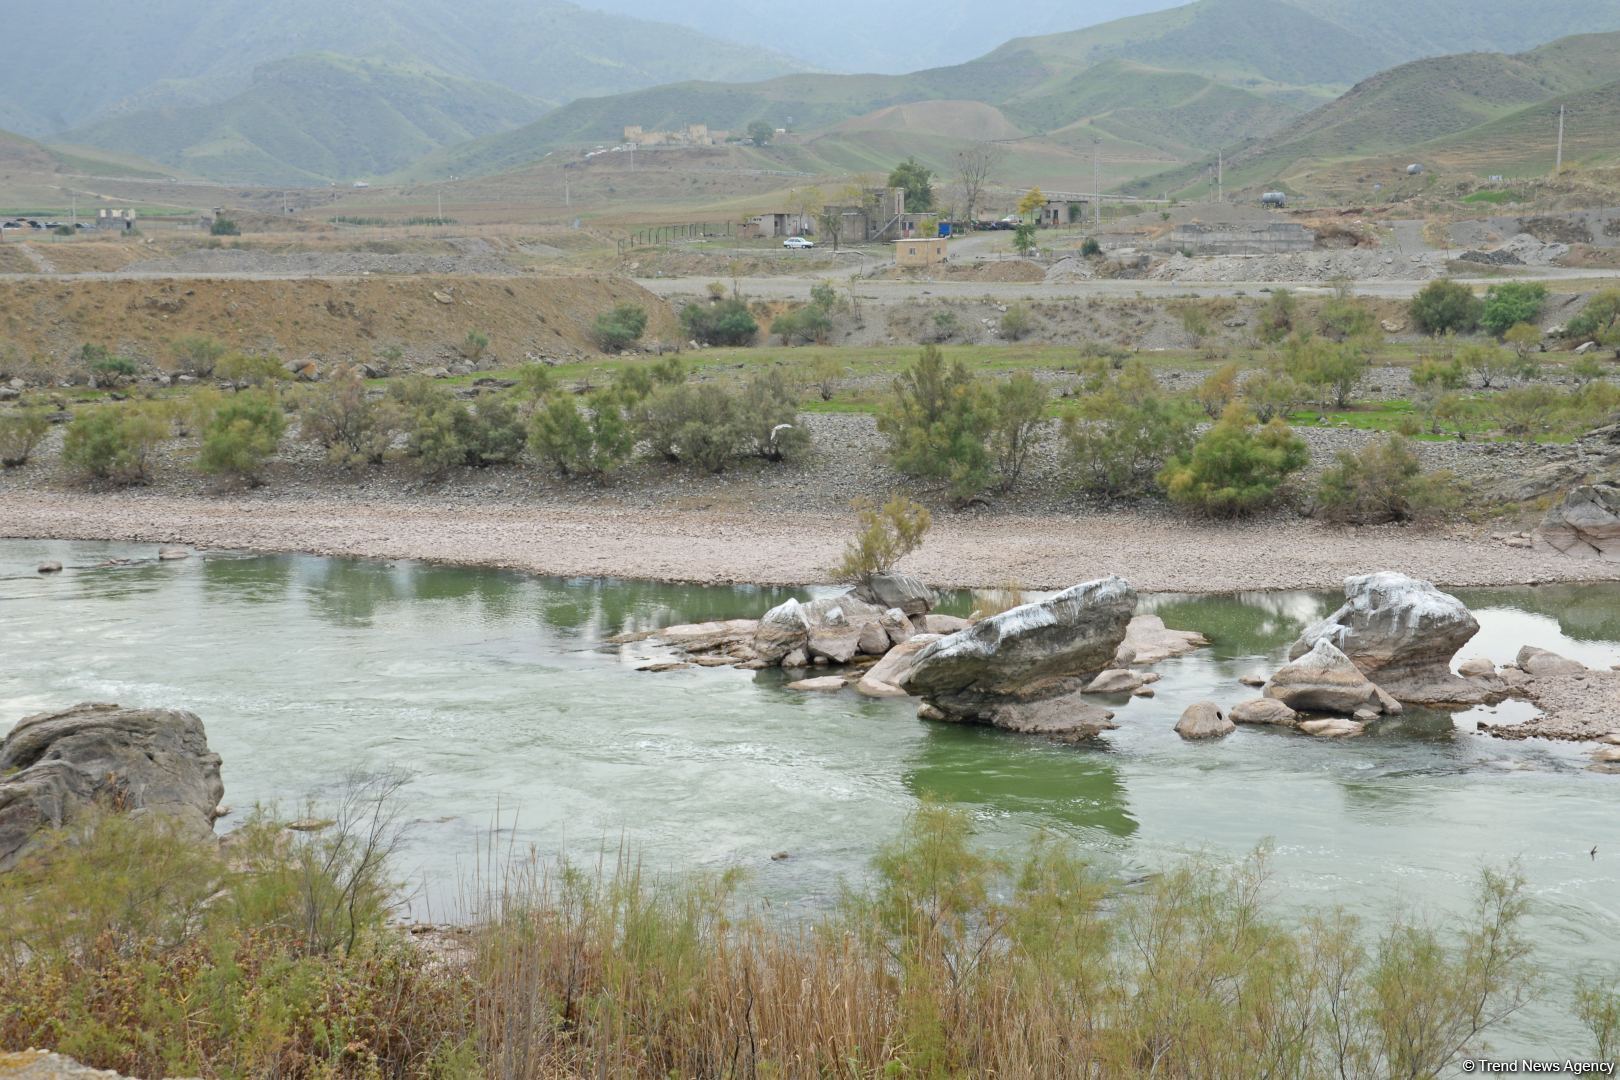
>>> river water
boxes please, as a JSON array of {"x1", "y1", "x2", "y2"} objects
[{"x1": 2, "y1": 539, "x2": 1617, "y2": 1054}]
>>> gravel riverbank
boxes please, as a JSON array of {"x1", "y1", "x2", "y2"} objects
[{"x1": 2, "y1": 489, "x2": 1615, "y2": 593}]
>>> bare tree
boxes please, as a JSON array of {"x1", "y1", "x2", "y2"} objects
[{"x1": 956, "y1": 144, "x2": 1002, "y2": 228}]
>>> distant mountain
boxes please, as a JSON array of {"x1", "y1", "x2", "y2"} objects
[
  {"x1": 419, "y1": 0, "x2": 1620, "y2": 184},
  {"x1": 1130, "y1": 30, "x2": 1620, "y2": 195},
  {"x1": 0, "y1": 126, "x2": 171, "y2": 181},
  {"x1": 0, "y1": 0, "x2": 808, "y2": 138},
  {"x1": 60, "y1": 55, "x2": 548, "y2": 186}
]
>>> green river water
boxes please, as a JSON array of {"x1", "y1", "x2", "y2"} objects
[{"x1": 2, "y1": 539, "x2": 1618, "y2": 1055}]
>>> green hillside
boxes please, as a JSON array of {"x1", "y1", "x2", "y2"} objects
[
  {"x1": 61, "y1": 55, "x2": 548, "y2": 186},
  {"x1": 1127, "y1": 29, "x2": 1620, "y2": 196},
  {"x1": 1421, "y1": 78, "x2": 1620, "y2": 175},
  {"x1": 0, "y1": 0, "x2": 808, "y2": 137},
  {"x1": 0, "y1": 126, "x2": 171, "y2": 180}
]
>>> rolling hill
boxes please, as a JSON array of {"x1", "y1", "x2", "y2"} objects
[
  {"x1": 0, "y1": 0, "x2": 808, "y2": 138},
  {"x1": 1128, "y1": 30, "x2": 1620, "y2": 197},
  {"x1": 0, "y1": 127, "x2": 172, "y2": 182},
  {"x1": 61, "y1": 55, "x2": 548, "y2": 186},
  {"x1": 413, "y1": 0, "x2": 1620, "y2": 187}
]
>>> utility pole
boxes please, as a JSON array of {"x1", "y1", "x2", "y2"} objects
[
  {"x1": 437, "y1": 188, "x2": 443, "y2": 220},
  {"x1": 1555, "y1": 105, "x2": 1565, "y2": 175},
  {"x1": 1092, "y1": 138, "x2": 1101, "y2": 224},
  {"x1": 564, "y1": 165, "x2": 571, "y2": 208},
  {"x1": 1217, "y1": 150, "x2": 1224, "y2": 203}
]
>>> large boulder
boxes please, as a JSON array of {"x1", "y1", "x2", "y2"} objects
[
  {"x1": 656, "y1": 619, "x2": 759, "y2": 653},
  {"x1": 1116, "y1": 614, "x2": 1209, "y2": 665},
  {"x1": 752, "y1": 596, "x2": 889, "y2": 665},
  {"x1": 1176, "y1": 702, "x2": 1234, "y2": 740},
  {"x1": 1289, "y1": 572, "x2": 1487, "y2": 705},
  {"x1": 1265, "y1": 640, "x2": 1397, "y2": 717},
  {"x1": 0, "y1": 703, "x2": 224, "y2": 872},
  {"x1": 1230, "y1": 698, "x2": 1298, "y2": 727},
  {"x1": 898, "y1": 576, "x2": 1137, "y2": 725},
  {"x1": 1535, "y1": 483, "x2": 1620, "y2": 562},
  {"x1": 851, "y1": 571, "x2": 936, "y2": 618},
  {"x1": 1515, "y1": 646, "x2": 1587, "y2": 676},
  {"x1": 855, "y1": 633, "x2": 943, "y2": 698}
]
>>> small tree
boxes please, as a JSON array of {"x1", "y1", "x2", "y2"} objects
[
  {"x1": 747, "y1": 120, "x2": 774, "y2": 146},
  {"x1": 1016, "y1": 187, "x2": 1045, "y2": 220},
  {"x1": 680, "y1": 298, "x2": 758, "y2": 346},
  {"x1": 1457, "y1": 342, "x2": 1517, "y2": 389},
  {"x1": 0, "y1": 407, "x2": 50, "y2": 468},
  {"x1": 1158, "y1": 405, "x2": 1308, "y2": 517},
  {"x1": 877, "y1": 345, "x2": 993, "y2": 505},
  {"x1": 1315, "y1": 435, "x2": 1460, "y2": 524},
  {"x1": 999, "y1": 305, "x2": 1033, "y2": 341},
  {"x1": 216, "y1": 352, "x2": 287, "y2": 389},
  {"x1": 1491, "y1": 385, "x2": 1560, "y2": 442},
  {"x1": 638, "y1": 383, "x2": 743, "y2": 472},
  {"x1": 888, "y1": 158, "x2": 935, "y2": 212},
  {"x1": 1284, "y1": 334, "x2": 1369, "y2": 408},
  {"x1": 955, "y1": 144, "x2": 1001, "y2": 226},
  {"x1": 62, "y1": 404, "x2": 168, "y2": 485},
  {"x1": 988, "y1": 372, "x2": 1047, "y2": 492},
  {"x1": 1481, "y1": 282, "x2": 1547, "y2": 338},
  {"x1": 169, "y1": 334, "x2": 227, "y2": 377},
  {"x1": 197, "y1": 390, "x2": 286, "y2": 485},
  {"x1": 1060, "y1": 360, "x2": 1195, "y2": 496},
  {"x1": 1258, "y1": 288, "x2": 1297, "y2": 344},
  {"x1": 831, "y1": 495, "x2": 932, "y2": 586},
  {"x1": 1410, "y1": 280, "x2": 1481, "y2": 336},
  {"x1": 210, "y1": 217, "x2": 241, "y2": 237},
  {"x1": 1242, "y1": 364, "x2": 1302, "y2": 422},
  {"x1": 593, "y1": 304, "x2": 649, "y2": 352},
  {"x1": 528, "y1": 390, "x2": 633, "y2": 479},
  {"x1": 298, "y1": 365, "x2": 398, "y2": 467},
  {"x1": 739, "y1": 369, "x2": 810, "y2": 462},
  {"x1": 1196, "y1": 362, "x2": 1241, "y2": 419},
  {"x1": 1012, "y1": 222, "x2": 1038, "y2": 257},
  {"x1": 810, "y1": 356, "x2": 845, "y2": 402}
]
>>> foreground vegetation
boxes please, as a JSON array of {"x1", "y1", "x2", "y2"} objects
[{"x1": 4, "y1": 796, "x2": 1615, "y2": 1078}]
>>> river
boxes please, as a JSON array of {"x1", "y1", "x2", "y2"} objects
[{"x1": 2, "y1": 539, "x2": 1617, "y2": 1055}]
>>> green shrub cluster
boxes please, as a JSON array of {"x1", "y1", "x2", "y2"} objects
[
  {"x1": 196, "y1": 389, "x2": 287, "y2": 485},
  {"x1": 0, "y1": 406, "x2": 50, "y2": 467},
  {"x1": 1314, "y1": 435, "x2": 1461, "y2": 523},
  {"x1": 770, "y1": 283, "x2": 844, "y2": 346},
  {"x1": 298, "y1": 365, "x2": 400, "y2": 467},
  {"x1": 1059, "y1": 360, "x2": 1193, "y2": 496},
  {"x1": 391, "y1": 379, "x2": 525, "y2": 476},
  {"x1": 592, "y1": 303, "x2": 650, "y2": 352},
  {"x1": 1159, "y1": 405, "x2": 1308, "y2": 516},
  {"x1": 1481, "y1": 282, "x2": 1547, "y2": 338},
  {"x1": 1410, "y1": 279, "x2": 1482, "y2": 336},
  {"x1": 679, "y1": 296, "x2": 758, "y2": 346},
  {"x1": 62, "y1": 403, "x2": 168, "y2": 484}
]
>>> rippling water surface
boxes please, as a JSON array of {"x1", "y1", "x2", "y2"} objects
[{"x1": 3, "y1": 540, "x2": 1618, "y2": 1054}]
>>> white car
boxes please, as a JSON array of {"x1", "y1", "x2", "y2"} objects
[{"x1": 783, "y1": 236, "x2": 814, "y2": 249}]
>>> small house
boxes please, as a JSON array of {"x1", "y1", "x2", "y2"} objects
[{"x1": 893, "y1": 237, "x2": 948, "y2": 268}]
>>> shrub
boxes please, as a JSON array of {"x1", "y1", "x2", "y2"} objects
[
  {"x1": 1566, "y1": 289, "x2": 1620, "y2": 348},
  {"x1": 197, "y1": 389, "x2": 286, "y2": 484},
  {"x1": 831, "y1": 494, "x2": 931, "y2": 585},
  {"x1": 510, "y1": 363, "x2": 556, "y2": 414},
  {"x1": 1457, "y1": 342, "x2": 1519, "y2": 389},
  {"x1": 1257, "y1": 288, "x2": 1296, "y2": 343},
  {"x1": 877, "y1": 345, "x2": 993, "y2": 504},
  {"x1": 770, "y1": 304, "x2": 833, "y2": 345},
  {"x1": 1080, "y1": 235, "x2": 1102, "y2": 257},
  {"x1": 528, "y1": 390, "x2": 634, "y2": 479},
  {"x1": 1409, "y1": 280, "x2": 1481, "y2": 336},
  {"x1": 1012, "y1": 222, "x2": 1037, "y2": 256},
  {"x1": 1196, "y1": 361, "x2": 1240, "y2": 419},
  {"x1": 209, "y1": 216, "x2": 240, "y2": 236},
  {"x1": 169, "y1": 334, "x2": 227, "y2": 377},
  {"x1": 998, "y1": 304, "x2": 1033, "y2": 341},
  {"x1": 738, "y1": 369, "x2": 809, "y2": 462},
  {"x1": 1284, "y1": 333, "x2": 1369, "y2": 407},
  {"x1": 461, "y1": 330, "x2": 490, "y2": 361},
  {"x1": 680, "y1": 297, "x2": 758, "y2": 346},
  {"x1": 638, "y1": 382, "x2": 743, "y2": 472},
  {"x1": 988, "y1": 372, "x2": 1047, "y2": 491},
  {"x1": 394, "y1": 381, "x2": 525, "y2": 475},
  {"x1": 298, "y1": 365, "x2": 398, "y2": 467},
  {"x1": 0, "y1": 407, "x2": 50, "y2": 467},
  {"x1": 1060, "y1": 360, "x2": 1194, "y2": 496},
  {"x1": 810, "y1": 356, "x2": 845, "y2": 401},
  {"x1": 925, "y1": 309, "x2": 962, "y2": 344},
  {"x1": 1317, "y1": 284, "x2": 1377, "y2": 342},
  {"x1": 1314, "y1": 435, "x2": 1461, "y2": 523},
  {"x1": 1481, "y1": 282, "x2": 1547, "y2": 338},
  {"x1": 62, "y1": 404, "x2": 168, "y2": 484},
  {"x1": 216, "y1": 352, "x2": 287, "y2": 388},
  {"x1": 592, "y1": 303, "x2": 649, "y2": 352},
  {"x1": 79, "y1": 344, "x2": 138, "y2": 387},
  {"x1": 1241, "y1": 364, "x2": 1302, "y2": 422},
  {"x1": 1491, "y1": 385, "x2": 1561, "y2": 442},
  {"x1": 1178, "y1": 304, "x2": 1211, "y2": 345},
  {"x1": 1159, "y1": 405, "x2": 1308, "y2": 516}
]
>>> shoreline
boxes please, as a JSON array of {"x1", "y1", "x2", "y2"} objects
[{"x1": 3, "y1": 491, "x2": 1617, "y2": 593}]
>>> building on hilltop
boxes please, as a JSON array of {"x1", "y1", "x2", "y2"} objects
[
  {"x1": 622, "y1": 124, "x2": 728, "y2": 147},
  {"x1": 95, "y1": 208, "x2": 136, "y2": 231}
]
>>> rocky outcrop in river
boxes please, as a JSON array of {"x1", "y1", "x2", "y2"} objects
[
  {"x1": 1289, "y1": 572, "x2": 1496, "y2": 705},
  {"x1": 0, "y1": 703, "x2": 224, "y2": 872}
]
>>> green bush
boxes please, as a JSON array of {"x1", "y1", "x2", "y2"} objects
[
  {"x1": 1284, "y1": 333, "x2": 1370, "y2": 408},
  {"x1": 1409, "y1": 280, "x2": 1481, "y2": 336},
  {"x1": 78, "y1": 344, "x2": 138, "y2": 387},
  {"x1": 529, "y1": 390, "x2": 634, "y2": 479},
  {"x1": 1314, "y1": 435, "x2": 1461, "y2": 524},
  {"x1": 592, "y1": 303, "x2": 649, "y2": 352},
  {"x1": 216, "y1": 352, "x2": 287, "y2": 388},
  {"x1": 809, "y1": 356, "x2": 845, "y2": 401},
  {"x1": 738, "y1": 369, "x2": 810, "y2": 462},
  {"x1": 1481, "y1": 282, "x2": 1547, "y2": 338},
  {"x1": 999, "y1": 305, "x2": 1033, "y2": 341},
  {"x1": 393, "y1": 381, "x2": 526, "y2": 475},
  {"x1": 988, "y1": 372, "x2": 1047, "y2": 492},
  {"x1": 197, "y1": 390, "x2": 286, "y2": 484},
  {"x1": 638, "y1": 382, "x2": 743, "y2": 472},
  {"x1": 831, "y1": 495, "x2": 931, "y2": 586},
  {"x1": 298, "y1": 365, "x2": 399, "y2": 467},
  {"x1": 877, "y1": 345, "x2": 993, "y2": 505},
  {"x1": 1257, "y1": 288, "x2": 1296, "y2": 343},
  {"x1": 1491, "y1": 385, "x2": 1561, "y2": 442},
  {"x1": 925, "y1": 309, "x2": 961, "y2": 344},
  {"x1": 461, "y1": 330, "x2": 490, "y2": 361},
  {"x1": 1080, "y1": 236, "x2": 1102, "y2": 257},
  {"x1": 1159, "y1": 405, "x2": 1308, "y2": 516},
  {"x1": 680, "y1": 298, "x2": 758, "y2": 346},
  {"x1": 1012, "y1": 222, "x2": 1037, "y2": 256},
  {"x1": 1456, "y1": 342, "x2": 1524, "y2": 388},
  {"x1": 209, "y1": 217, "x2": 240, "y2": 236},
  {"x1": 168, "y1": 334, "x2": 227, "y2": 377},
  {"x1": 1566, "y1": 289, "x2": 1620, "y2": 348},
  {"x1": 62, "y1": 404, "x2": 168, "y2": 484},
  {"x1": 770, "y1": 304, "x2": 833, "y2": 345},
  {"x1": 0, "y1": 407, "x2": 50, "y2": 467},
  {"x1": 1060, "y1": 360, "x2": 1194, "y2": 496},
  {"x1": 1316, "y1": 281, "x2": 1377, "y2": 342},
  {"x1": 1196, "y1": 361, "x2": 1240, "y2": 419},
  {"x1": 1241, "y1": 364, "x2": 1302, "y2": 422}
]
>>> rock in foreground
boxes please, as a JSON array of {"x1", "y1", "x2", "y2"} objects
[
  {"x1": 0, "y1": 703, "x2": 223, "y2": 872},
  {"x1": 1265, "y1": 640, "x2": 1399, "y2": 717},
  {"x1": 1176, "y1": 702, "x2": 1233, "y2": 740}
]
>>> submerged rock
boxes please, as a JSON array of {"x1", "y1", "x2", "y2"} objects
[
  {"x1": 786, "y1": 676, "x2": 847, "y2": 692},
  {"x1": 0, "y1": 703, "x2": 224, "y2": 872},
  {"x1": 1289, "y1": 572, "x2": 1488, "y2": 705},
  {"x1": 1300, "y1": 718, "x2": 1365, "y2": 738},
  {"x1": 1535, "y1": 483, "x2": 1620, "y2": 562},
  {"x1": 1265, "y1": 640, "x2": 1394, "y2": 717},
  {"x1": 855, "y1": 634, "x2": 942, "y2": 698}
]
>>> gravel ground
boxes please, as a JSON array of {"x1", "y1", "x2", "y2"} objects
[
  {"x1": 121, "y1": 249, "x2": 520, "y2": 276},
  {"x1": 1490, "y1": 669, "x2": 1620, "y2": 743}
]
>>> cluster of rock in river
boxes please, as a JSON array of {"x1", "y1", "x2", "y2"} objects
[{"x1": 639, "y1": 570, "x2": 1620, "y2": 754}]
